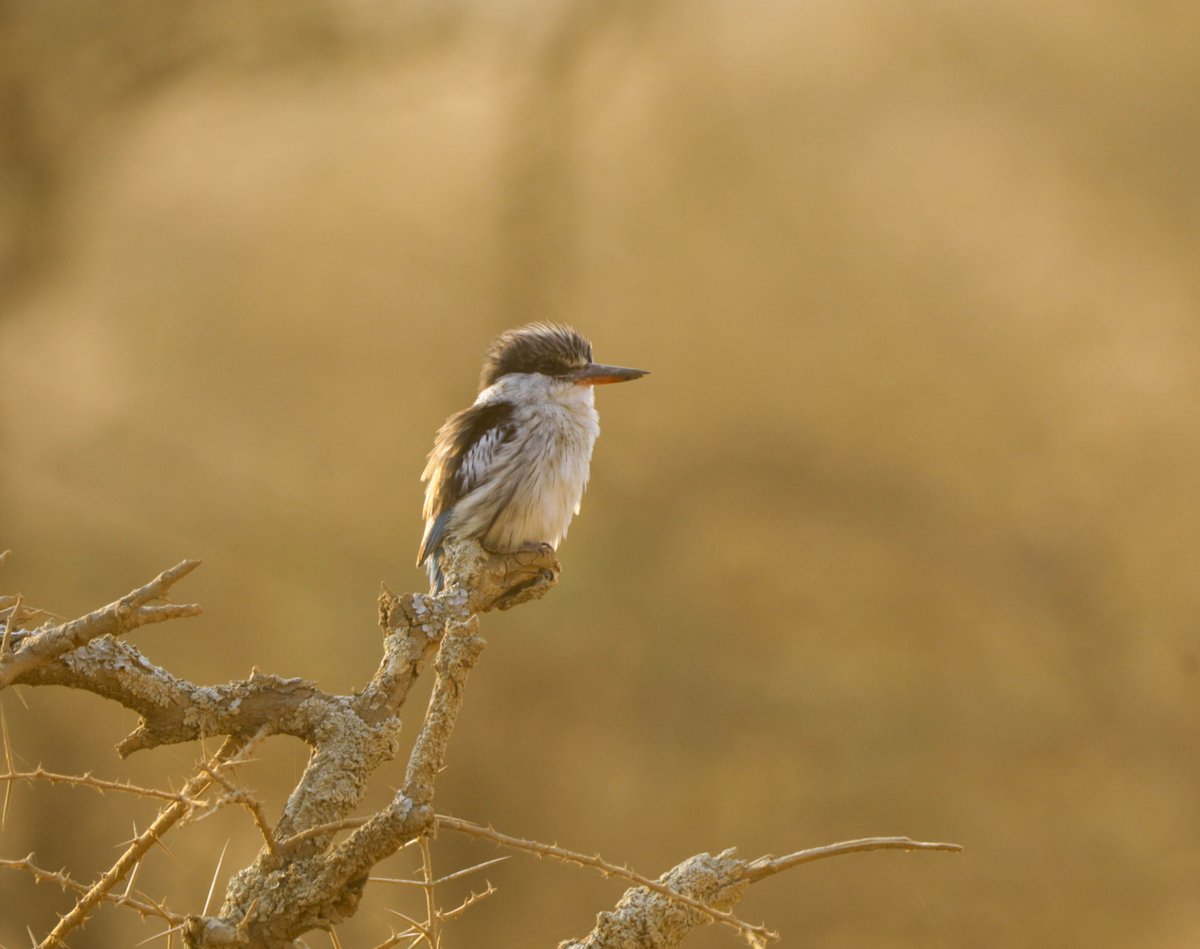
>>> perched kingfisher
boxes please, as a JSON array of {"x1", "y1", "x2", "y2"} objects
[{"x1": 418, "y1": 323, "x2": 648, "y2": 592}]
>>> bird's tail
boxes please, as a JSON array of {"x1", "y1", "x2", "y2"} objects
[
  {"x1": 419, "y1": 511, "x2": 453, "y2": 594},
  {"x1": 426, "y1": 550, "x2": 445, "y2": 595}
]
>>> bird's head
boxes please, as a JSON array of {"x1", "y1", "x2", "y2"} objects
[{"x1": 478, "y1": 323, "x2": 649, "y2": 393}]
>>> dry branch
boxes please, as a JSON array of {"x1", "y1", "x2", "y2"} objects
[
  {"x1": 437, "y1": 815, "x2": 772, "y2": 945},
  {"x1": 558, "y1": 838, "x2": 963, "y2": 948},
  {"x1": 0, "y1": 765, "x2": 202, "y2": 806},
  {"x1": 38, "y1": 735, "x2": 257, "y2": 949},
  {"x1": 2, "y1": 540, "x2": 960, "y2": 947},
  {"x1": 0, "y1": 855, "x2": 185, "y2": 926},
  {"x1": 743, "y1": 836, "x2": 963, "y2": 881},
  {"x1": 174, "y1": 539, "x2": 558, "y2": 948},
  {"x1": 0, "y1": 560, "x2": 202, "y2": 688},
  {"x1": 2, "y1": 540, "x2": 560, "y2": 947}
]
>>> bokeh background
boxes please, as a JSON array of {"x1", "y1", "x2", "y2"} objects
[{"x1": 3, "y1": 1, "x2": 1199, "y2": 946}]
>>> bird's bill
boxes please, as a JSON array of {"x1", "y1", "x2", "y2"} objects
[{"x1": 571, "y1": 363, "x2": 650, "y2": 386}]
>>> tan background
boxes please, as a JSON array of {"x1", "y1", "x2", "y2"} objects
[{"x1": 2, "y1": 2, "x2": 1199, "y2": 946}]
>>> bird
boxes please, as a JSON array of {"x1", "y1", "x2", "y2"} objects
[{"x1": 418, "y1": 322, "x2": 648, "y2": 593}]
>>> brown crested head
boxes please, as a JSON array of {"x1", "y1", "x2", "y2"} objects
[{"x1": 478, "y1": 323, "x2": 593, "y2": 391}]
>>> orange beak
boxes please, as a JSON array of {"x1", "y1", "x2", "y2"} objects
[{"x1": 570, "y1": 363, "x2": 650, "y2": 386}]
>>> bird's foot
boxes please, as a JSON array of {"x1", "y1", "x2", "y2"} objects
[
  {"x1": 484, "y1": 543, "x2": 560, "y2": 612},
  {"x1": 439, "y1": 539, "x2": 560, "y2": 612},
  {"x1": 512, "y1": 541, "x2": 556, "y2": 561}
]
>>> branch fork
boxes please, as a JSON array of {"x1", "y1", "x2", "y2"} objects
[
  {"x1": 2, "y1": 542, "x2": 559, "y2": 947},
  {"x1": 1, "y1": 542, "x2": 961, "y2": 948}
]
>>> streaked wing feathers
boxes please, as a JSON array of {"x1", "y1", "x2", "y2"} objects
[{"x1": 418, "y1": 400, "x2": 516, "y2": 566}]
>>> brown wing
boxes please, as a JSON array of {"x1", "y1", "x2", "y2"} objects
[{"x1": 417, "y1": 400, "x2": 516, "y2": 566}]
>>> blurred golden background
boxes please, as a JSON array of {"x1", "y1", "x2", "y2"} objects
[{"x1": 3, "y1": 1, "x2": 1199, "y2": 946}]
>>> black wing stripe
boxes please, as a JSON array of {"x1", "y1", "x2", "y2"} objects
[
  {"x1": 418, "y1": 400, "x2": 517, "y2": 566},
  {"x1": 457, "y1": 420, "x2": 515, "y2": 496},
  {"x1": 442, "y1": 401, "x2": 516, "y2": 507}
]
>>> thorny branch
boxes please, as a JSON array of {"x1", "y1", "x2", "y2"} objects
[
  {"x1": 0, "y1": 560, "x2": 202, "y2": 689},
  {"x1": 38, "y1": 736, "x2": 259, "y2": 949},
  {"x1": 0, "y1": 854, "x2": 185, "y2": 926},
  {"x1": 1, "y1": 543, "x2": 960, "y2": 947},
  {"x1": 1, "y1": 541, "x2": 561, "y2": 948},
  {"x1": 437, "y1": 817, "x2": 961, "y2": 948},
  {"x1": 557, "y1": 838, "x2": 963, "y2": 949},
  {"x1": 437, "y1": 815, "x2": 773, "y2": 945},
  {"x1": 0, "y1": 766, "x2": 201, "y2": 807}
]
